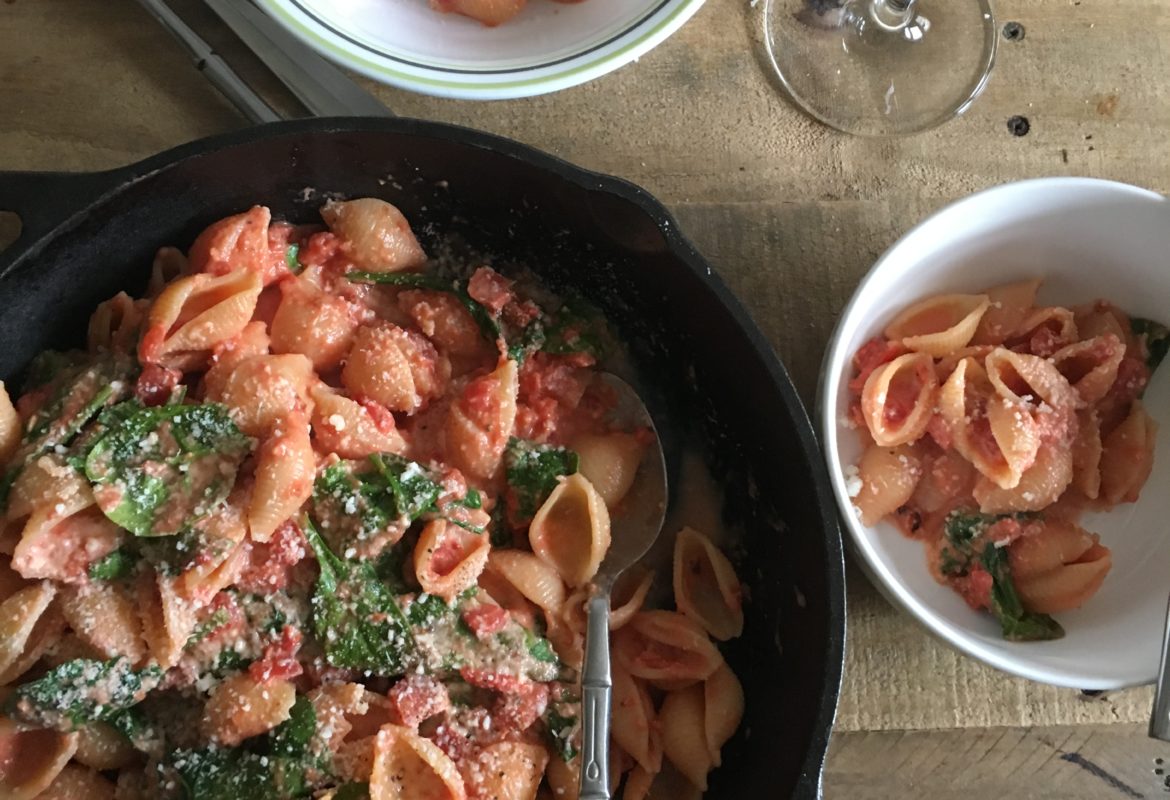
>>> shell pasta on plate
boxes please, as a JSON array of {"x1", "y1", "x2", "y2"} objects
[
  {"x1": 0, "y1": 198, "x2": 745, "y2": 799},
  {"x1": 845, "y1": 279, "x2": 1167, "y2": 641}
]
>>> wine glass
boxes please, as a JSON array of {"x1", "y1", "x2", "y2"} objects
[{"x1": 763, "y1": 0, "x2": 997, "y2": 136}]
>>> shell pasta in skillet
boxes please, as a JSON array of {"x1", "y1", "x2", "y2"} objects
[
  {"x1": 0, "y1": 198, "x2": 745, "y2": 799},
  {"x1": 846, "y1": 279, "x2": 1167, "y2": 641}
]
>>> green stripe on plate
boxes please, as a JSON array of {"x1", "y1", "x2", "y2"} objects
[{"x1": 256, "y1": 0, "x2": 701, "y2": 92}]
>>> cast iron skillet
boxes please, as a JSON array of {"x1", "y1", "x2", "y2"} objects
[{"x1": 0, "y1": 117, "x2": 844, "y2": 798}]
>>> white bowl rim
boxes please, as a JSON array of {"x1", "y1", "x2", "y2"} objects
[
  {"x1": 255, "y1": 0, "x2": 707, "y2": 100},
  {"x1": 818, "y1": 176, "x2": 1168, "y2": 690}
]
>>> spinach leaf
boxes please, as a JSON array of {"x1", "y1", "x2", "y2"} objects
[
  {"x1": 507, "y1": 318, "x2": 547, "y2": 365},
  {"x1": 314, "y1": 455, "x2": 474, "y2": 549},
  {"x1": 981, "y1": 545, "x2": 1064, "y2": 642},
  {"x1": 347, "y1": 271, "x2": 500, "y2": 342},
  {"x1": 1132, "y1": 316, "x2": 1170, "y2": 372},
  {"x1": 504, "y1": 438, "x2": 579, "y2": 524},
  {"x1": 22, "y1": 349, "x2": 85, "y2": 391},
  {"x1": 939, "y1": 510, "x2": 1038, "y2": 577},
  {"x1": 285, "y1": 243, "x2": 302, "y2": 274},
  {"x1": 84, "y1": 402, "x2": 253, "y2": 537},
  {"x1": 88, "y1": 547, "x2": 136, "y2": 581},
  {"x1": 542, "y1": 295, "x2": 609, "y2": 360},
  {"x1": 5, "y1": 657, "x2": 162, "y2": 731},
  {"x1": 108, "y1": 706, "x2": 165, "y2": 758},
  {"x1": 306, "y1": 519, "x2": 416, "y2": 675},
  {"x1": 544, "y1": 705, "x2": 580, "y2": 762},
  {"x1": 165, "y1": 694, "x2": 324, "y2": 799},
  {"x1": 526, "y1": 629, "x2": 560, "y2": 665}
]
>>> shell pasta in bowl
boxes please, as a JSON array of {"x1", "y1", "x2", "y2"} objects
[
  {"x1": 0, "y1": 199, "x2": 748, "y2": 798},
  {"x1": 822, "y1": 178, "x2": 1170, "y2": 689}
]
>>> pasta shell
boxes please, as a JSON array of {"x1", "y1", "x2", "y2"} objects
[
  {"x1": 6, "y1": 453, "x2": 91, "y2": 522},
  {"x1": 202, "y1": 673, "x2": 296, "y2": 746},
  {"x1": 1099, "y1": 401, "x2": 1158, "y2": 505},
  {"x1": 613, "y1": 661, "x2": 663, "y2": 773},
  {"x1": 370, "y1": 724, "x2": 467, "y2": 800},
  {"x1": 1006, "y1": 306, "x2": 1078, "y2": 357},
  {"x1": 939, "y1": 358, "x2": 1019, "y2": 490},
  {"x1": 140, "y1": 269, "x2": 263, "y2": 368},
  {"x1": 445, "y1": 359, "x2": 518, "y2": 482},
  {"x1": 851, "y1": 444, "x2": 923, "y2": 527},
  {"x1": 321, "y1": 198, "x2": 428, "y2": 273},
  {"x1": 187, "y1": 206, "x2": 280, "y2": 283},
  {"x1": 528, "y1": 474, "x2": 611, "y2": 587},
  {"x1": 342, "y1": 323, "x2": 449, "y2": 414},
  {"x1": 271, "y1": 276, "x2": 364, "y2": 372},
  {"x1": 1009, "y1": 521, "x2": 1111, "y2": 614},
  {"x1": 87, "y1": 291, "x2": 143, "y2": 354},
  {"x1": 1050, "y1": 335, "x2": 1125, "y2": 407},
  {"x1": 413, "y1": 519, "x2": 491, "y2": 602},
  {"x1": 1071, "y1": 409, "x2": 1103, "y2": 500},
  {"x1": 622, "y1": 766, "x2": 655, "y2": 800},
  {"x1": 73, "y1": 722, "x2": 138, "y2": 771},
  {"x1": 0, "y1": 582, "x2": 62, "y2": 685},
  {"x1": 459, "y1": 740, "x2": 548, "y2": 800},
  {"x1": 659, "y1": 684, "x2": 712, "y2": 791},
  {"x1": 673, "y1": 527, "x2": 743, "y2": 640},
  {"x1": 0, "y1": 383, "x2": 17, "y2": 465},
  {"x1": 971, "y1": 279, "x2": 1042, "y2": 346},
  {"x1": 613, "y1": 611, "x2": 723, "y2": 690},
  {"x1": 310, "y1": 383, "x2": 407, "y2": 459},
  {"x1": 0, "y1": 718, "x2": 78, "y2": 800},
  {"x1": 974, "y1": 442, "x2": 1073, "y2": 514},
  {"x1": 137, "y1": 571, "x2": 198, "y2": 669},
  {"x1": 12, "y1": 505, "x2": 122, "y2": 585},
  {"x1": 985, "y1": 348, "x2": 1077, "y2": 423},
  {"x1": 35, "y1": 763, "x2": 116, "y2": 800},
  {"x1": 147, "y1": 245, "x2": 188, "y2": 298},
  {"x1": 486, "y1": 549, "x2": 566, "y2": 619},
  {"x1": 211, "y1": 353, "x2": 314, "y2": 437},
  {"x1": 59, "y1": 582, "x2": 147, "y2": 665},
  {"x1": 860, "y1": 352, "x2": 938, "y2": 447},
  {"x1": 883, "y1": 293, "x2": 991, "y2": 357},
  {"x1": 610, "y1": 566, "x2": 654, "y2": 631},
  {"x1": 571, "y1": 431, "x2": 647, "y2": 509},
  {"x1": 704, "y1": 663, "x2": 744, "y2": 766},
  {"x1": 248, "y1": 414, "x2": 315, "y2": 543}
]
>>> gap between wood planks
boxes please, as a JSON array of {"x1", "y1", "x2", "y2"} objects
[{"x1": 824, "y1": 724, "x2": 1170, "y2": 800}]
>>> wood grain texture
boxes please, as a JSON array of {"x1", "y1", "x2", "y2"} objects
[
  {"x1": 826, "y1": 724, "x2": 1170, "y2": 799},
  {"x1": 1, "y1": 0, "x2": 1169, "y2": 747}
]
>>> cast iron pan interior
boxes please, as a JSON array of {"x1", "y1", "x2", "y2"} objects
[{"x1": 0, "y1": 117, "x2": 844, "y2": 798}]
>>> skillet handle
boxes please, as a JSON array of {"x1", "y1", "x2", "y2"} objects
[{"x1": 0, "y1": 169, "x2": 127, "y2": 270}]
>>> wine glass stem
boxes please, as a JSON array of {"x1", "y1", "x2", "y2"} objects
[{"x1": 871, "y1": 0, "x2": 917, "y2": 29}]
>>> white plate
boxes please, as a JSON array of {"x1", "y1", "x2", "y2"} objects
[
  {"x1": 820, "y1": 178, "x2": 1170, "y2": 690},
  {"x1": 256, "y1": 0, "x2": 706, "y2": 100}
]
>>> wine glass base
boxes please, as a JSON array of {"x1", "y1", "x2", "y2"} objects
[{"x1": 764, "y1": 0, "x2": 997, "y2": 136}]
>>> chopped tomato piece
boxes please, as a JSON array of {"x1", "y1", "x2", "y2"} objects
[
  {"x1": 461, "y1": 605, "x2": 511, "y2": 640},
  {"x1": 388, "y1": 674, "x2": 451, "y2": 728},
  {"x1": 249, "y1": 625, "x2": 303, "y2": 682},
  {"x1": 135, "y1": 364, "x2": 182, "y2": 407},
  {"x1": 849, "y1": 337, "x2": 908, "y2": 393},
  {"x1": 467, "y1": 267, "x2": 514, "y2": 315},
  {"x1": 237, "y1": 520, "x2": 308, "y2": 594},
  {"x1": 491, "y1": 681, "x2": 549, "y2": 734},
  {"x1": 459, "y1": 667, "x2": 526, "y2": 694}
]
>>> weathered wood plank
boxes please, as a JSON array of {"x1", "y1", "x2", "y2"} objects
[{"x1": 826, "y1": 724, "x2": 1170, "y2": 799}]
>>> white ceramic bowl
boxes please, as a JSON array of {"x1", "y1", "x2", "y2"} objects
[
  {"x1": 820, "y1": 178, "x2": 1170, "y2": 690},
  {"x1": 256, "y1": 0, "x2": 705, "y2": 100}
]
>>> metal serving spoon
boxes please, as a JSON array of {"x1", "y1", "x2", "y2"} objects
[
  {"x1": 579, "y1": 375, "x2": 669, "y2": 799},
  {"x1": 1149, "y1": 595, "x2": 1170, "y2": 740}
]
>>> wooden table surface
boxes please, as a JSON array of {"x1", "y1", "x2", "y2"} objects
[{"x1": 3, "y1": 0, "x2": 1169, "y2": 797}]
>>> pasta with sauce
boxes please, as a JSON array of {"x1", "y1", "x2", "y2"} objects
[
  {"x1": 0, "y1": 198, "x2": 747, "y2": 798},
  {"x1": 846, "y1": 279, "x2": 1167, "y2": 640}
]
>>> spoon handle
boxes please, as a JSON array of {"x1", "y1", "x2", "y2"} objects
[
  {"x1": 579, "y1": 591, "x2": 612, "y2": 799},
  {"x1": 1150, "y1": 592, "x2": 1170, "y2": 740}
]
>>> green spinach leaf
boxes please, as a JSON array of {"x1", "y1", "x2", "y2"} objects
[
  {"x1": 306, "y1": 519, "x2": 416, "y2": 675},
  {"x1": 544, "y1": 705, "x2": 580, "y2": 762},
  {"x1": 504, "y1": 438, "x2": 579, "y2": 524},
  {"x1": 88, "y1": 547, "x2": 136, "y2": 581},
  {"x1": 84, "y1": 402, "x2": 253, "y2": 537},
  {"x1": 347, "y1": 271, "x2": 500, "y2": 342},
  {"x1": 981, "y1": 545, "x2": 1064, "y2": 642},
  {"x1": 5, "y1": 657, "x2": 162, "y2": 731},
  {"x1": 285, "y1": 243, "x2": 302, "y2": 274},
  {"x1": 542, "y1": 295, "x2": 609, "y2": 360}
]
